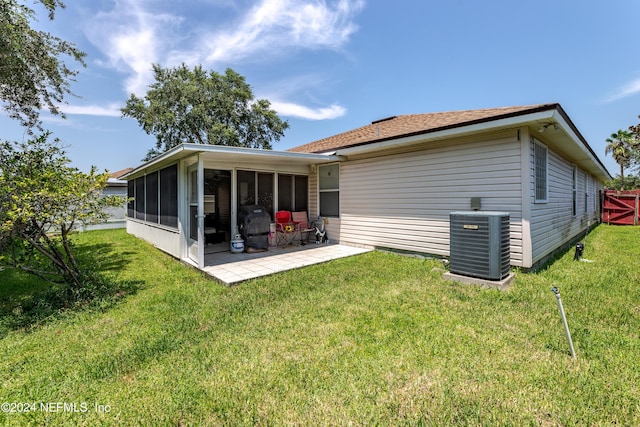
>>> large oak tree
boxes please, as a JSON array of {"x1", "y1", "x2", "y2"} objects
[
  {"x1": 0, "y1": 0, "x2": 86, "y2": 130},
  {"x1": 122, "y1": 64, "x2": 289, "y2": 160}
]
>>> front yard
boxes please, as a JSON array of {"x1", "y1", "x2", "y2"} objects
[{"x1": 0, "y1": 225, "x2": 639, "y2": 425}]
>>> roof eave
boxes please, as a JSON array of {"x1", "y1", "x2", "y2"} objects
[
  {"x1": 121, "y1": 143, "x2": 343, "y2": 180},
  {"x1": 337, "y1": 108, "x2": 557, "y2": 156},
  {"x1": 337, "y1": 105, "x2": 612, "y2": 182}
]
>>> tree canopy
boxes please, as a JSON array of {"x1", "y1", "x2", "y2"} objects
[
  {"x1": 0, "y1": 0, "x2": 86, "y2": 130},
  {"x1": 605, "y1": 129, "x2": 636, "y2": 188},
  {"x1": 0, "y1": 133, "x2": 124, "y2": 293},
  {"x1": 121, "y1": 64, "x2": 289, "y2": 160}
]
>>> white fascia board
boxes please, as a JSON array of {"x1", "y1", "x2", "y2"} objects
[
  {"x1": 336, "y1": 110, "x2": 556, "y2": 157},
  {"x1": 121, "y1": 144, "x2": 342, "y2": 180},
  {"x1": 183, "y1": 143, "x2": 343, "y2": 162},
  {"x1": 551, "y1": 111, "x2": 612, "y2": 180},
  {"x1": 120, "y1": 144, "x2": 191, "y2": 180}
]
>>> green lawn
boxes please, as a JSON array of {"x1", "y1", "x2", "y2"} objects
[{"x1": 0, "y1": 225, "x2": 639, "y2": 426}]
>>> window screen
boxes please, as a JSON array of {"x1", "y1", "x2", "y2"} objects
[
  {"x1": 159, "y1": 164, "x2": 178, "y2": 227},
  {"x1": 135, "y1": 177, "x2": 145, "y2": 220},
  {"x1": 127, "y1": 180, "x2": 134, "y2": 218},
  {"x1": 145, "y1": 171, "x2": 159, "y2": 223},
  {"x1": 294, "y1": 175, "x2": 308, "y2": 212},
  {"x1": 278, "y1": 175, "x2": 293, "y2": 211}
]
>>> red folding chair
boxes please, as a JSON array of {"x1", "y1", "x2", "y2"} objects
[{"x1": 275, "y1": 210, "x2": 298, "y2": 247}]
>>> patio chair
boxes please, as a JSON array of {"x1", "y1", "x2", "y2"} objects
[
  {"x1": 291, "y1": 211, "x2": 315, "y2": 245},
  {"x1": 275, "y1": 210, "x2": 299, "y2": 247}
]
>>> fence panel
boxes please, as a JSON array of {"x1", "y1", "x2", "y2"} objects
[{"x1": 603, "y1": 190, "x2": 640, "y2": 225}]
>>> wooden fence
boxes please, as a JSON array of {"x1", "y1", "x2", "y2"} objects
[{"x1": 602, "y1": 190, "x2": 640, "y2": 225}]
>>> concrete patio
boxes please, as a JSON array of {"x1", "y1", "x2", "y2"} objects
[{"x1": 200, "y1": 243, "x2": 372, "y2": 285}]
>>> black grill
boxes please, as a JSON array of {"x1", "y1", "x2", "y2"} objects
[{"x1": 238, "y1": 205, "x2": 270, "y2": 250}]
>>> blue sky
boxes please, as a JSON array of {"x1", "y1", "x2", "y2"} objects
[{"x1": 2, "y1": 0, "x2": 640, "y2": 176}]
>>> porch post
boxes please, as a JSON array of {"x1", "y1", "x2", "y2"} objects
[
  {"x1": 197, "y1": 155, "x2": 205, "y2": 268},
  {"x1": 231, "y1": 168, "x2": 237, "y2": 240}
]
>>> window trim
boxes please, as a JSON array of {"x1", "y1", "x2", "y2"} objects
[{"x1": 533, "y1": 140, "x2": 548, "y2": 204}]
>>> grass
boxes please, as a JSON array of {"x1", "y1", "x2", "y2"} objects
[{"x1": 0, "y1": 225, "x2": 639, "y2": 426}]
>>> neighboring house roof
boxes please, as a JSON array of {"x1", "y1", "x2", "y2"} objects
[
  {"x1": 289, "y1": 104, "x2": 556, "y2": 154},
  {"x1": 110, "y1": 167, "x2": 134, "y2": 179},
  {"x1": 107, "y1": 168, "x2": 133, "y2": 187}
]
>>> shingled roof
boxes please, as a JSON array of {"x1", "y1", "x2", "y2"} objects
[{"x1": 288, "y1": 104, "x2": 558, "y2": 154}]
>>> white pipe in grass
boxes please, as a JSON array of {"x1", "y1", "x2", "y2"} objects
[{"x1": 551, "y1": 287, "x2": 576, "y2": 358}]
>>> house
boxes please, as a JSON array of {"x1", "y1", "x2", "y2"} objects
[
  {"x1": 81, "y1": 168, "x2": 132, "y2": 231},
  {"x1": 122, "y1": 103, "x2": 611, "y2": 271}
]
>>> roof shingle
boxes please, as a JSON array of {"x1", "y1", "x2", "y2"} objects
[{"x1": 288, "y1": 104, "x2": 557, "y2": 153}]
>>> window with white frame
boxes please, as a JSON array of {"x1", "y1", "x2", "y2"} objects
[
  {"x1": 592, "y1": 176, "x2": 598, "y2": 213},
  {"x1": 534, "y1": 141, "x2": 548, "y2": 203},
  {"x1": 319, "y1": 164, "x2": 339, "y2": 217},
  {"x1": 571, "y1": 164, "x2": 577, "y2": 216},
  {"x1": 583, "y1": 171, "x2": 588, "y2": 214}
]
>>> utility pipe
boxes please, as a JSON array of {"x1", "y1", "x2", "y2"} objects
[{"x1": 551, "y1": 287, "x2": 576, "y2": 358}]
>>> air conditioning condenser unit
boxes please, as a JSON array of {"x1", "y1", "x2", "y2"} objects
[{"x1": 449, "y1": 211, "x2": 510, "y2": 281}]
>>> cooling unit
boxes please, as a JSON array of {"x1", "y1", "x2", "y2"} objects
[{"x1": 449, "y1": 211, "x2": 510, "y2": 281}]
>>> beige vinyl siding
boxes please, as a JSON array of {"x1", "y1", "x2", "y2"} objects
[
  {"x1": 529, "y1": 139, "x2": 600, "y2": 264},
  {"x1": 338, "y1": 131, "x2": 525, "y2": 266}
]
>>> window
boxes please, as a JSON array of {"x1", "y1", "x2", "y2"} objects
[
  {"x1": 534, "y1": 141, "x2": 548, "y2": 203},
  {"x1": 159, "y1": 164, "x2": 178, "y2": 227},
  {"x1": 584, "y1": 171, "x2": 588, "y2": 214},
  {"x1": 571, "y1": 165, "x2": 577, "y2": 216},
  {"x1": 319, "y1": 164, "x2": 339, "y2": 217},
  {"x1": 593, "y1": 176, "x2": 598, "y2": 214}
]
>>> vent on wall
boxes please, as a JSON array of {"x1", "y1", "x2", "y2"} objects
[{"x1": 449, "y1": 211, "x2": 510, "y2": 281}]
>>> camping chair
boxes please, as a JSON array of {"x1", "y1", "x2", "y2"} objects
[
  {"x1": 275, "y1": 210, "x2": 299, "y2": 247},
  {"x1": 291, "y1": 211, "x2": 315, "y2": 245}
]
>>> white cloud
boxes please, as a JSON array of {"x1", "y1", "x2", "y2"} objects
[
  {"x1": 271, "y1": 101, "x2": 346, "y2": 120},
  {"x1": 206, "y1": 0, "x2": 365, "y2": 63},
  {"x1": 85, "y1": 0, "x2": 183, "y2": 96},
  {"x1": 82, "y1": 0, "x2": 364, "y2": 118},
  {"x1": 60, "y1": 103, "x2": 122, "y2": 117},
  {"x1": 604, "y1": 76, "x2": 640, "y2": 103}
]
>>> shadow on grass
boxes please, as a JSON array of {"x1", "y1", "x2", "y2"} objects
[{"x1": 0, "y1": 240, "x2": 143, "y2": 338}]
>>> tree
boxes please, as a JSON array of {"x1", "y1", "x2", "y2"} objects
[
  {"x1": 0, "y1": 0, "x2": 86, "y2": 130},
  {"x1": 605, "y1": 129, "x2": 635, "y2": 190},
  {"x1": 0, "y1": 133, "x2": 124, "y2": 294},
  {"x1": 122, "y1": 64, "x2": 289, "y2": 160}
]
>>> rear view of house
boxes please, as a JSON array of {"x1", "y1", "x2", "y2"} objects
[
  {"x1": 290, "y1": 103, "x2": 611, "y2": 269},
  {"x1": 123, "y1": 103, "x2": 610, "y2": 271}
]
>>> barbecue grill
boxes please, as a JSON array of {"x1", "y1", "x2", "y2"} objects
[{"x1": 238, "y1": 205, "x2": 270, "y2": 250}]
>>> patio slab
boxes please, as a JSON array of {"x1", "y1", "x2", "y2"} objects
[{"x1": 201, "y1": 243, "x2": 372, "y2": 285}]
